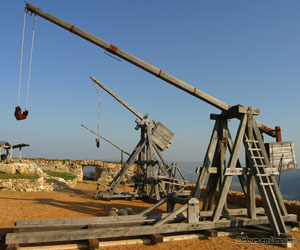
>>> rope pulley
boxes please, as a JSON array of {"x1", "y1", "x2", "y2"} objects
[{"x1": 15, "y1": 10, "x2": 36, "y2": 121}]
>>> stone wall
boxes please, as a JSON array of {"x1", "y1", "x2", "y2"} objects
[
  {"x1": 0, "y1": 177, "x2": 77, "y2": 192},
  {"x1": 0, "y1": 162, "x2": 43, "y2": 176},
  {"x1": 0, "y1": 162, "x2": 78, "y2": 192},
  {"x1": 20, "y1": 159, "x2": 83, "y2": 181},
  {"x1": 0, "y1": 178, "x2": 49, "y2": 192},
  {"x1": 20, "y1": 159, "x2": 136, "y2": 183},
  {"x1": 0, "y1": 159, "x2": 136, "y2": 192},
  {"x1": 95, "y1": 162, "x2": 137, "y2": 182}
]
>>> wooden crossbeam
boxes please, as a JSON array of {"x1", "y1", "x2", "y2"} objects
[
  {"x1": 224, "y1": 167, "x2": 279, "y2": 176},
  {"x1": 6, "y1": 215, "x2": 297, "y2": 244},
  {"x1": 154, "y1": 204, "x2": 188, "y2": 226},
  {"x1": 139, "y1": 197, "x2": 168, "y2": 216},
  {"x1": 15, "y1": 213, "x2": 187, "y2": 233},
  {"x1": 199, "y1": 207, "x2": 265, "y2": 217},
  {"x1": 15, "y1": 213, "x2": 170, "y2": 227}
]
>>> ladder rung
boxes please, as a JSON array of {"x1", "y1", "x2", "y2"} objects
[
  {"x1": 248, "y1": 148, "x2": 262, "y2": 151},
  {"x1": 245, "y1": 139, "x2": 259, "y2": 143},
  {"x1": 253, "y1": 165, "x2": 265, "y2": 167},
  {"x1": 256, "y1": 174, "x2": 269, "y2": 176},
  {"x1": 260, "y1": 183, "x2": 274, "y2": 186},
  {"x1": 251, "y1": 156, "x2": 264, "y2": 159}
]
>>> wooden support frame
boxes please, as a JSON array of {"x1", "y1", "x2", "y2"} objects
[
  {"x1": 188, "y1": 107, "x2": 293, "y2": 239},
  {"x1": 96, "y1": 119, "x2": 189, "y2": 201}
]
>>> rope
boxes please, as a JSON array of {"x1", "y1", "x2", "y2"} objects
[
  {"x1": 92, "y1": 81, "x2": 116, "y2": 159},
  {"x1": 101, "y1": 102, "x2": 116, "y2": 158},
  {"x1": 92, "y1": 83, "x2": 101, "y2": 142},
  {"x1": 25, "y1": 14, "x2": 36, "y2": 110},
  {"x1": 17, "y1": 10, "x2": 27, "y2": 106}
]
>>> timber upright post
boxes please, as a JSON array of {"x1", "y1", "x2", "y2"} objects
[
  {"x1": 246, "y1": 113, "x2": 256, "y2": 219},
  {"x1": 200, "y1": 118, "x2": 230, "y2": 211}
]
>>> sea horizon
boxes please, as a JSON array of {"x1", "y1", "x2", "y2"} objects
[{"x1": 84, "y1": 160, "x2": 300, "y2": 201}]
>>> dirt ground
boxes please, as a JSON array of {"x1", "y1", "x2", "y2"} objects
[{"x1": 0, "y1": 181, "x2": 299, "y2": 250}]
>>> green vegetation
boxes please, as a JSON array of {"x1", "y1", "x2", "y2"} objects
[
  {"x1": 0, "y1": 172, "x2": 39, "y2": 179},
  {"x1": 23, "y1": 157, "x2": 72, "y2": 162},
  {"x1": 44, "y1": 170, "x2": 76, "y2": 181},
  {"x1": 22, "y1": 157, "x2": 119, "y2": 164}
]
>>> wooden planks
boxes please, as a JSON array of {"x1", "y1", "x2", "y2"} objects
[
  {"x1": 265, "y1": 141, "x2": 297, "y2": 171},
  {"x1": 6, "y1": 214, "x2": 297, "y2": 244},
  {"x1": 14, "y1": 213, "x2": 187, "y2": 233},
  {"x1": 151, "y1": 122, "x2": 174, "y2": 151},
  {"x1": 199, "y1": 207, "x2": 265, "y2": 217},
  {"x1": 15, "y1": 233, "x2": 207, "y2": 249}
]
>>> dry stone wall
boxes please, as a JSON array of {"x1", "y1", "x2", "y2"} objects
[
  {"x1": 0, "y1": 161, "x2": 77, "y2": 192},
  {"x1": 0, "y1": 177, "x2": 77, "y2": 192},
  {"x1": 0, "y1": 178, "x2": 50, "y2": 192},
  {"x1": 95, "y1": 162, "x2": 137, "y2": 182},
  {"x1": 20, "y1": 159, "x2": 137, "y2": 182},
  {"x1": 0, "y1": 162, "x2": 43, "y2": 176},
  {"x1": 20, "y1": 159, "x2": 83, "y2": 181},
  {"x1": 0, "y1": 159, "x2": 136, "y2": 192}
]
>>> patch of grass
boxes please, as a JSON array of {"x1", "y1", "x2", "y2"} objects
[
  {"x1": 0, "y1": 172, "x2": 39, "y2": 179},
  {"x1": 23, "y1": 157, "x2": 72, "y2": 162},
  {"x1": 44, "y1": 170, "x2": 76, "y2": 181}
]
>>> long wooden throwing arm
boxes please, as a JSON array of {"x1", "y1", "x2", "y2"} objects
[{"x1": 25, "y1": 3, "x2": 278, "y2": 137}]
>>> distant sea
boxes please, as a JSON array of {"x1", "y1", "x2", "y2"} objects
[{"x1": 83, "y1": 161, "x2": 300, "y2": 201}]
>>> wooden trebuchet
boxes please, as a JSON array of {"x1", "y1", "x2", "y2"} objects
[{"x1": 90, "y1": 76, "x2": 189, "y2": 201}]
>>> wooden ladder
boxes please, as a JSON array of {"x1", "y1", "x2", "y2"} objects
[{"x1": 244, "y1": 128, "x2": 287, "y2": 237}]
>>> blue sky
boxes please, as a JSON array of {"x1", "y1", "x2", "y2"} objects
[{"x1": 1, "y1": 0, "x2": 299, "y2": 163}]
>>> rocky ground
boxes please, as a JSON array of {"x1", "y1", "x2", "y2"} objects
[{"x1": 0, "y1": 181, "x2": 299, "y2": 250}]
